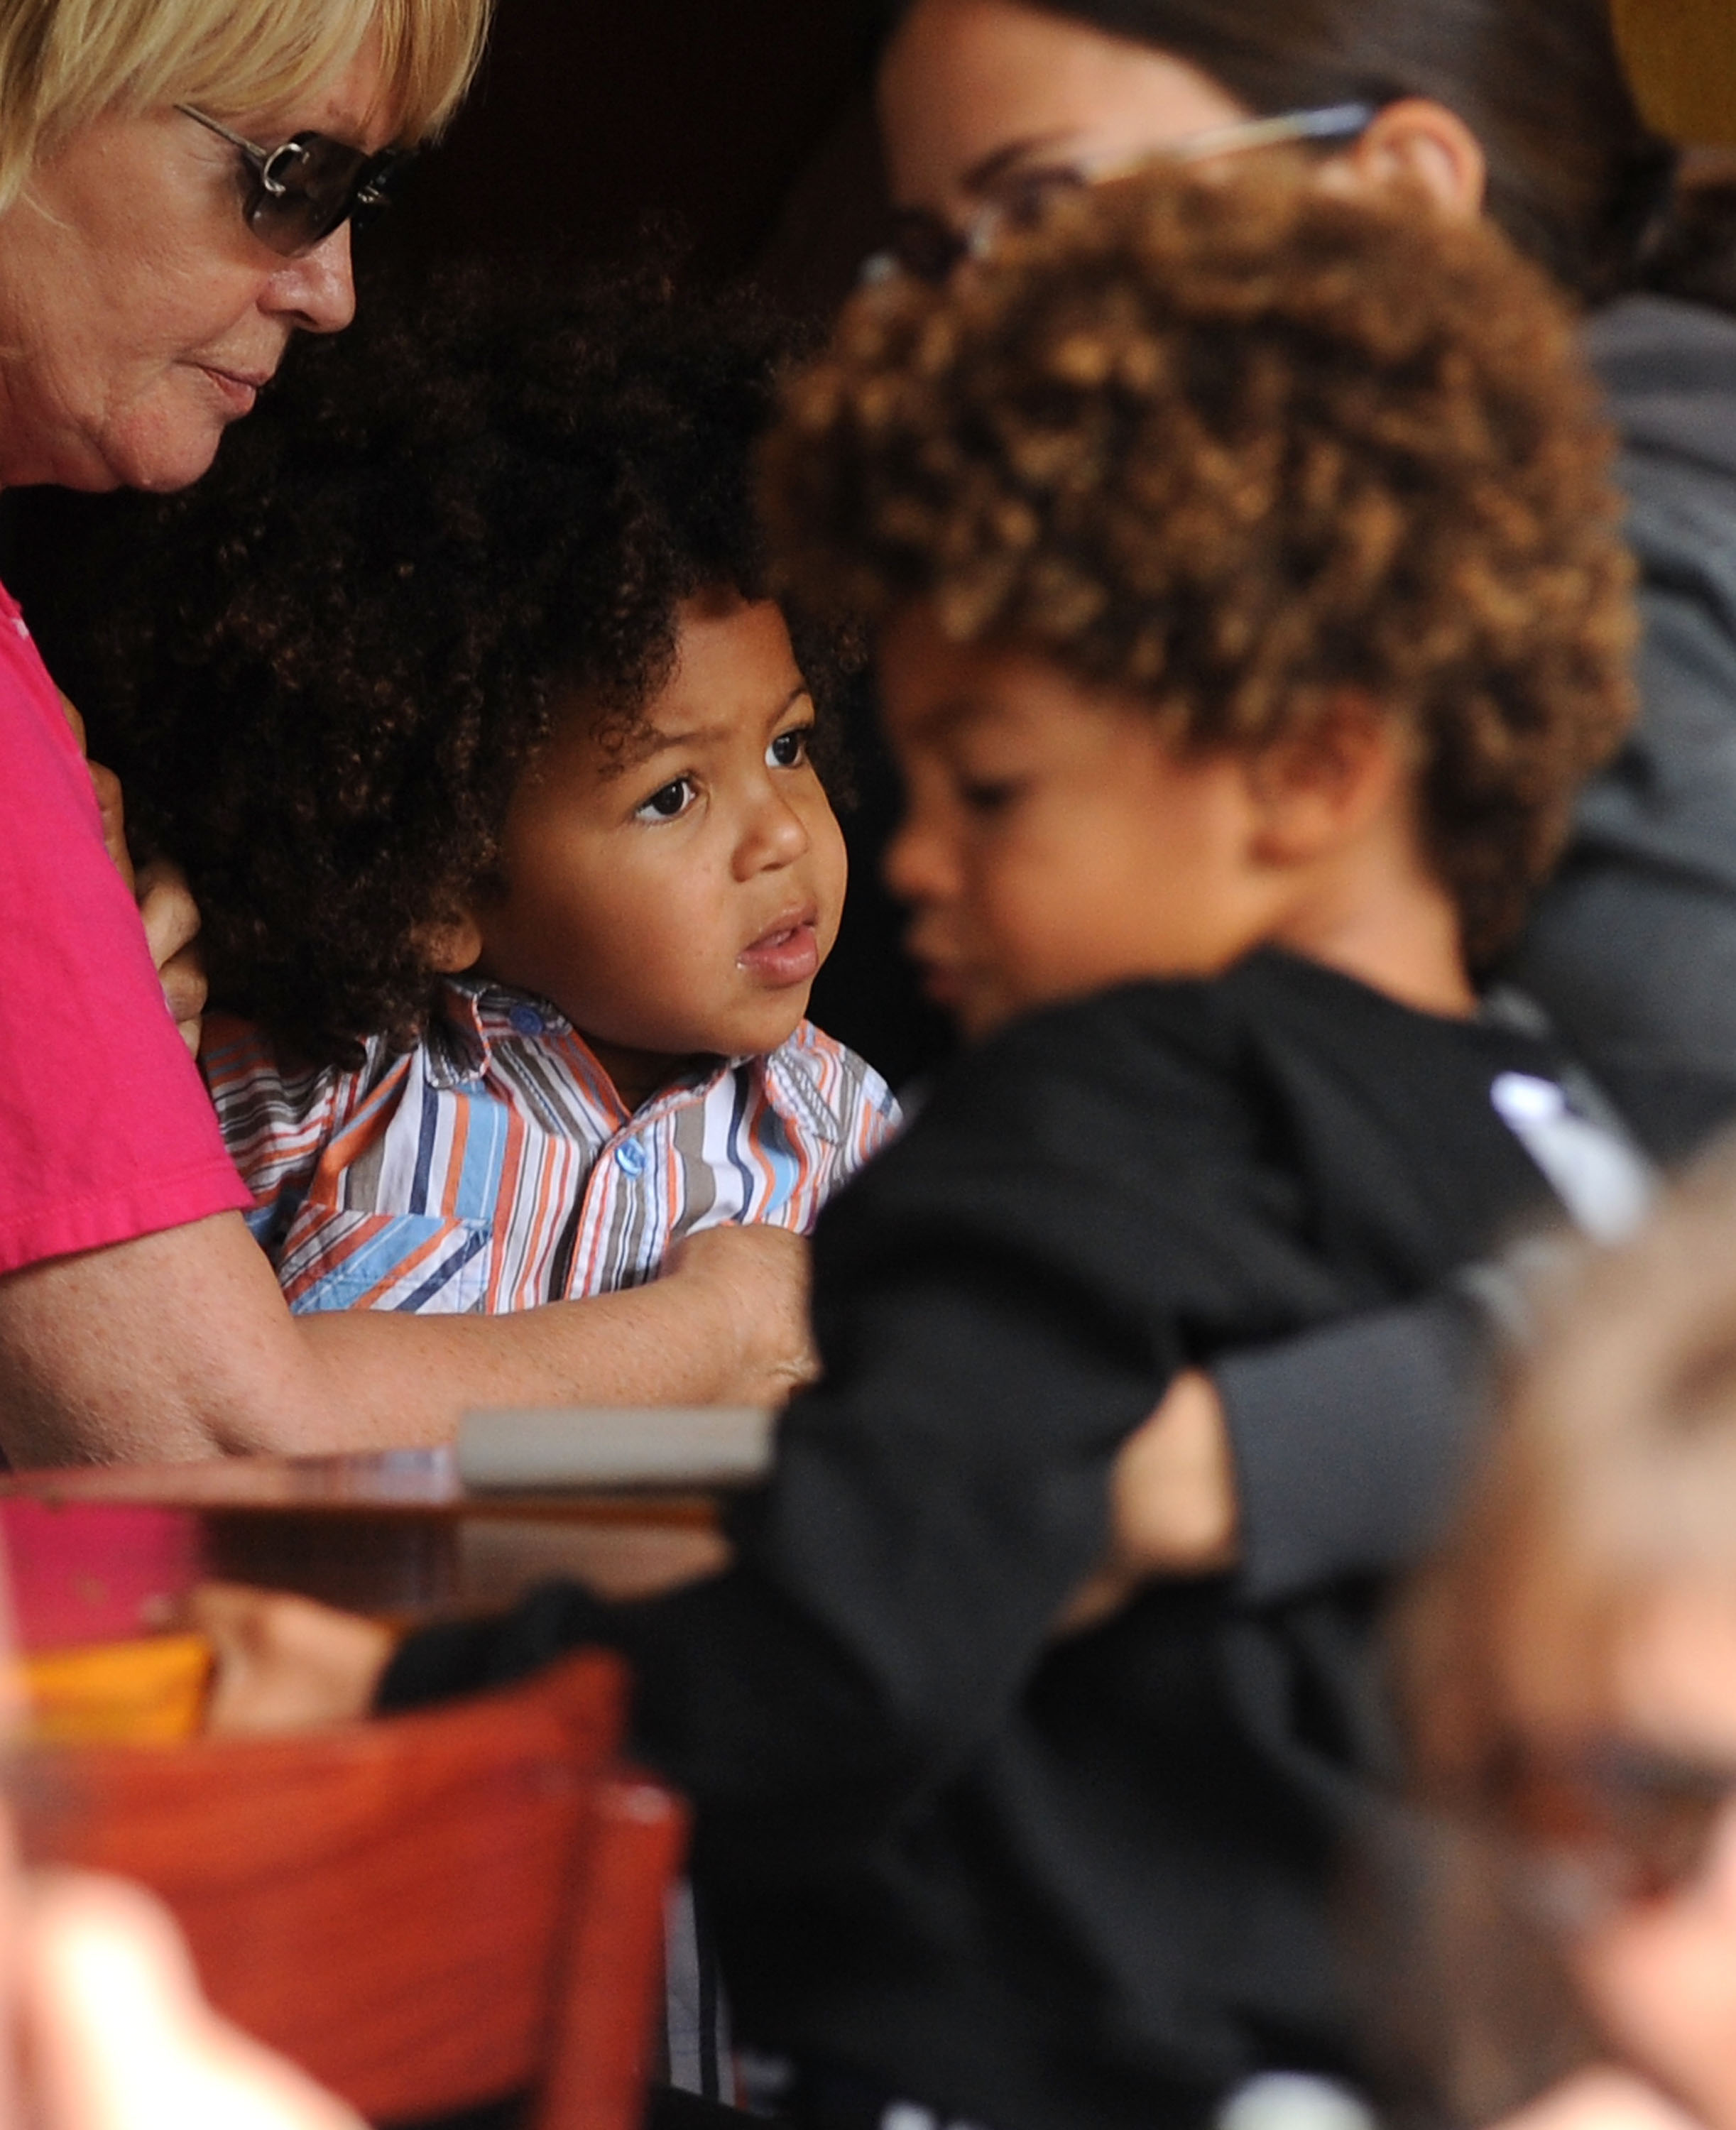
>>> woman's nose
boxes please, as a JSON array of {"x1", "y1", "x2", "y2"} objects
[{"x1": 264, "y1": 222, "x2": 358, "y2": 337}]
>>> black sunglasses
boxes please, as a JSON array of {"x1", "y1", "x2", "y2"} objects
[
  {"x1": 864, "y1": 102, "x2": 1379, "y2": 286},
  {"x1": 178, "y1": 104, "x2": 408, "y2": 258}
]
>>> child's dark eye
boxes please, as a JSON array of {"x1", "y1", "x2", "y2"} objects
[
  {"x1": 768, "y1": 725, "x2": 813, "y2": 771},
  {"x1": 633, "y1": 777, "x2": 696, "y2": 824},
  {"x1": 959, "y1": 777, "x2": 1024, "y2": 816}
]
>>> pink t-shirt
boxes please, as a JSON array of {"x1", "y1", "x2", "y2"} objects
[{"x1": 0, "y1": 579, "x2": 250, "y2": 1277}]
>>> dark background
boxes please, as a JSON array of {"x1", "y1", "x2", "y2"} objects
[{"x1": 2, "y1": 0, "x2": 954, "y2": 1086}]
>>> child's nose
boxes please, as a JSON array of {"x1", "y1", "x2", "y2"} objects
[
  {"x1": 884, "y1": 809, "x2": 955, "y2": 907},
  {"x1": 736, "y1": 785, "x2": 811, "y2": 875}
]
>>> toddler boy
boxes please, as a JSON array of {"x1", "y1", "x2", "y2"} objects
[{"x1": 91, "y1": 274, "x2": 897, "y2": 1316}]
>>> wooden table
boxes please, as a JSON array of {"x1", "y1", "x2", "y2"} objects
[{"x1": 0, "y1": 1450, "x2": 731, "y2": 1639}]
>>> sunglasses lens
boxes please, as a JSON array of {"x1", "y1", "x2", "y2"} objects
[
  {"x1": 1496, "y1": 1743, "x2": 1732, "y2": 1910},
  {"x1": 245, "y1": 133, "x2": 398, "y2": 257},
  {"x1": 884, "y1": 209, "x2": 968, "y2": 285}
]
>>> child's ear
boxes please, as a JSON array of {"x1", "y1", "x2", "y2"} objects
[
  {"x1": 418, "y1": 911, "x2": 486, "y2": 975},
  {"x1": 1246, "y1": 694, "x2": 1410, "y2": 867}
]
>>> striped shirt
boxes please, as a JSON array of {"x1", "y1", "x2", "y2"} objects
[{"x1": 203, "y1": 978, "x2": 900, "y2": 1314}]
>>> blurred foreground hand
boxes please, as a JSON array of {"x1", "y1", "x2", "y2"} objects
[{"x1": 20, "y1": 1861, "x2": 363, "y2": 2129}]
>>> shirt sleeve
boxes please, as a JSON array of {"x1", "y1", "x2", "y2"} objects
[
  {"x1": 0, "y1": 605, "x2": 250, "y2": 1277},
  {"x1": 1214, "y1": 1288, "x2": 1495, "y2": 1607},
  {"x1": 199, "y1": 1015, "x2": 354, "y2": 1248}
]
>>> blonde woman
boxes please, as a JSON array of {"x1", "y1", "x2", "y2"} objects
[
  {"x1": 1394, "y1": 1149, "x2": 1736, "y2": 2130},
  {"x1": 0, "y1": 0, "x2": 819, "y2": 1466}
]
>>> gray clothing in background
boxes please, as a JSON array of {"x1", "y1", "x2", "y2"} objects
[{"x1": 1220, "y1": 293, "x2": 1736, "y2": 1599}]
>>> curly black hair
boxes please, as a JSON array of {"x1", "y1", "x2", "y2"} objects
[
  {"x1": 763, "y1": 163, "x2": 1636, "y2": 968},
  {"x1": 80, "y1": 264, "x2": 848, "y2": 1067}
]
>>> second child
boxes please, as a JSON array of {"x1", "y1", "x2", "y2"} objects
[{"x1": 90, "y1": 275, "x2": 898, "y2": 1323}]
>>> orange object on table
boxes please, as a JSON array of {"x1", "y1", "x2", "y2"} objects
[{"x1": 21, "y1": 1632, "x2": 212, "y2": 1747}]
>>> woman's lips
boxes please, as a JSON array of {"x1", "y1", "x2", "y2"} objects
[
  {"x1": 739, "y1": 917, "x2": 821, "y2": 987},
  {"x1": 198, "y1": 366, "x2": 266, "y2": 415}
]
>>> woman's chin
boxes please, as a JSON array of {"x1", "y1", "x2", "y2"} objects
[{"x1": 98, "y1": 405, "x2": 234, "y2": 495}]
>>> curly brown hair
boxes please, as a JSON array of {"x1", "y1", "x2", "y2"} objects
[
  {"x1": 78, "y1": 264, "x2": 850, "y2": 1068},
  {"x1": 761, "y1": 163, "x2": 1638, "y2": 967}
]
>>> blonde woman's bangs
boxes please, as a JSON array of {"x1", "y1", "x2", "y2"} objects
[{"x1": 0, "y1": 0, "x2": 489, "y2": 213}]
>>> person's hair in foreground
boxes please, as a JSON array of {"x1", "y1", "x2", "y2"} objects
[
  {"x1": 764, "y1": 159, "x2": 1634, "y2": 972},
  {"x1": 1390, "y1": 1147, "x2": 1736, "y2": 2130},
  {"x1": 0, "y1": 0, "x2": 487, "y2": 207},
  {"x1": 878, "y1": 0, "x2": 1736, "y2": 315},
  {"x1": 90, "y1": 266, "x2": 852, "y2": 1071}
]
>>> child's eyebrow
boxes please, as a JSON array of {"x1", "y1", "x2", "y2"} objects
[
  {"x1": 604, "y1": 685, "x2": 813, "y2": 777},
  {"x1": 907, "y1": 692, "x2": 990, "y2": 741}
]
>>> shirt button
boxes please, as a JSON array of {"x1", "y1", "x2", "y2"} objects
[
  {"x1": 614, "y1": 1140, "x2": 648, "y2": 1177},
  {"x1": 508, "y1": 1004, "x2": 545, "y2": 1037}
]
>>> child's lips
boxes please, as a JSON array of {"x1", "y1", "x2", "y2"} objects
[{"x1": 739, "y1": 914, "x2": 821, "y2": 987}]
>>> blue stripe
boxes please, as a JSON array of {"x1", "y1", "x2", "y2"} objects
[
  {"x1": 410, "y1": 1073, "x2": 441, "y2": 1214},
  {"x1": 753, "y1": 1106, "x2": 803, "y2": 1219},
  {"x1": 292, "y1": 1219, "x2": 432, "y2": 1302},
  {"x1": 397, "y1": 1221, "x2": 492, "y2": 1312},
  {"x1": 451, "y1": 1091, "x2": 510, "y2": 1222},
  {"x1": 724, "y1": 1071, "x2": 756, "y2": 1211}
]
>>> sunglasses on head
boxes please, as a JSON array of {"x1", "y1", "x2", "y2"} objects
[
  {"x1": 1475, "y1": 1736, "x2": 1736, "y2": 1926},
  {"x1": 178, "y1": 104, "x2": 408, "y2": 258},
  {"x1": 863, "y1": 101, "x2": 1379, "y2": 287}
]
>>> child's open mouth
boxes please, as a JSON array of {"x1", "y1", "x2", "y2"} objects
[{"x1": 739, "y1": 912, "x2": 821, "y2": 987}]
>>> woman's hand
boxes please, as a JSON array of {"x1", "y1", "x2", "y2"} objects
[
  {"x1": 1059, "y1": 1369, "x2": 1241, "y2": 1634},
  {"x1": 662, "y1": 1223, "x2": 820, "y2": 1406},
  {"x1": 60, "y1": 695, "x2": 207, "y2": 1056},
  {"x1": 136, "y1": 859, "x2": 208, "y2": 1055}
]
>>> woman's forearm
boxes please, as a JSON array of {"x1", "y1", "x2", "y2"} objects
[{"x1": 0, "y1": 1213, "x2": 812, "y2": 1466}]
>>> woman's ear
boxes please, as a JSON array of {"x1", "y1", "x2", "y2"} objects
[
  {"x1": 419, "y1": 911, "x2": 485, "y2": 976},
  {"x1": 1247, "y1": 693, "x2": 1409, "y2": 867},
  {"x1": 1333, "y1": 97, "x2": 1487, "y2": 222}
]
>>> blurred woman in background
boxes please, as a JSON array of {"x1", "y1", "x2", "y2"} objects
[
  {"x1": 877, "y1": 0, "x2": 1736, "y2": 1076},
  {"x1": 878, "y1": 0, "x2": 1736, "y2": 1628}
]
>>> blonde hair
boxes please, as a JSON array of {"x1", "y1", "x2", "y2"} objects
[
  {"x1": 1373, "y1": 1145, "x2": 1736, "y2": 2124},
  {"x1": 0, "y1": 0, "x2": 490, "y2": 214},
  {"x1": 1409, "y1": 1140, "x2": 1736, "y2": 1793}
]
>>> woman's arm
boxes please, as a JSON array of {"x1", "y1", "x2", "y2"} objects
[
  {"x1": 1069, "y1": 1289, "x2": 1492, "y2": 1621},
  {"x1": 0, "y1": 1213, "x2": 813, "y2": 1465}
]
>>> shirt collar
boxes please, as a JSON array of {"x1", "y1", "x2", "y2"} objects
[{"x1": 425, "y1": 976, "x2": 844, "y2": 1143}]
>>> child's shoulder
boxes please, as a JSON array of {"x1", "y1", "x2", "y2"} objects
[
  {"x1": 762, "y1": 1020, "x2": 902, "y2": 1152},
  {"x1": 890, "y1": 951, "x2": 1507, "y2": 1178},
  {"x1": 200, "y1": 1012, "x2": 406, "y2": 1149}
]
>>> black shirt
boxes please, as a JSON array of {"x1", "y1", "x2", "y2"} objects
[{"x1": 383, "y1": 951, "x2": 1734, "y2": 2130}]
